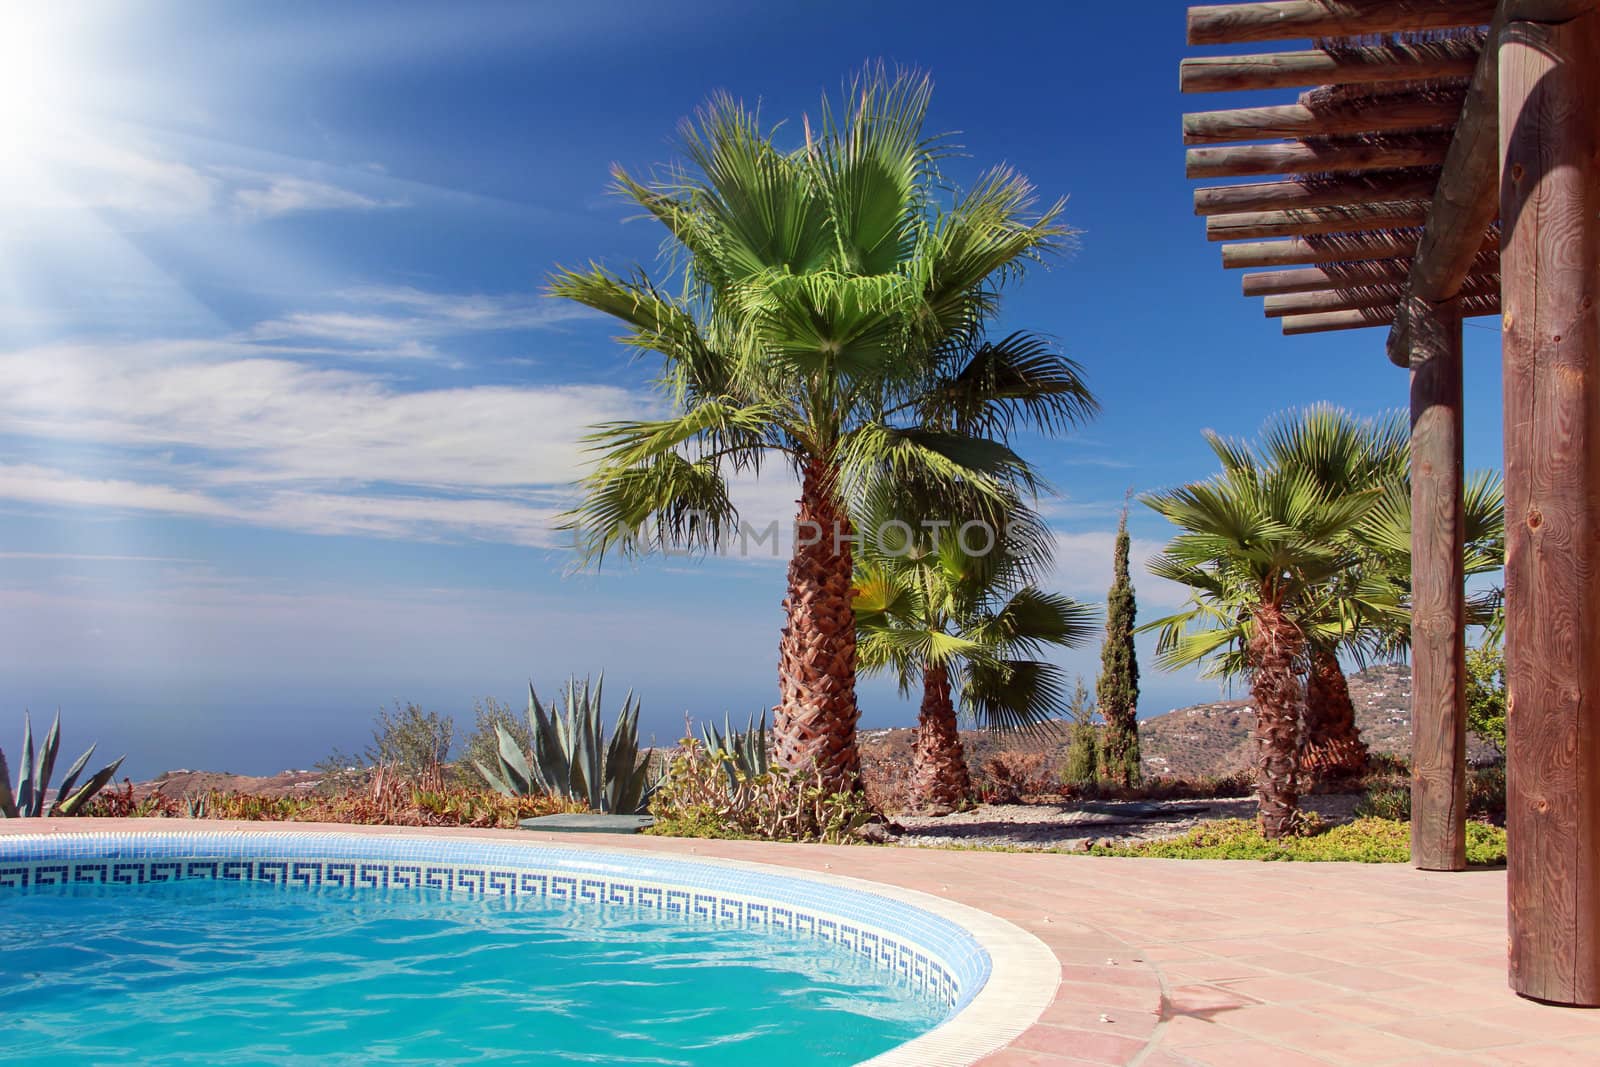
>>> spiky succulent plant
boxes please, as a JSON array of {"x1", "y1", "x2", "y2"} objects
[
  {"x1": 0, "y1": 711, "x2": 125, "y2": 818},
  {"x1": 699, "y1": 711, "x2": 770, "y2": 789},
  {"x1": 474, "y1": 676, "x2": 656, "y2": 814}
]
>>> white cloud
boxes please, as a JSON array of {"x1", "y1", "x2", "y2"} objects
[
  {"x1": 0, "y1": 323, "x2": 650, "y2": 546},
  {"x1": 1047, "y1": 529, "x2": 1191, "y2": 612},
  {"x1": 230, "y1": 174, "x2": 403, "y2": 218}
]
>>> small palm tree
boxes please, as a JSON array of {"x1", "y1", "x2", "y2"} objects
[
  {"x1": 1143, "y1": 433, "x2": 1380, "y2": 838},
  {"x1": 1243, "y1": 406, "x2": 1408, "y2": 777},
  {"x1": 1248, "y1": 406, "x2": 1505, "y2": 778},
  {"x1": 552, "y1": 70, "x2": 1089, "y2": 789},
  {"x1": 852, "y1": 486, "x2": 1097, "y2": 812}
]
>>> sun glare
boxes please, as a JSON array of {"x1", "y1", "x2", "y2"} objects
[{"x1": 0, "y1": 5, "x2": 91, "y2": 190}]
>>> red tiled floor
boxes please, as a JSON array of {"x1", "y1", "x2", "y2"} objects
[{"x1": 10, "y1": 818, "x2": 1600, "y2": 1065}]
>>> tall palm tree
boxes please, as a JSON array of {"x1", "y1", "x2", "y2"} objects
[
  {"x1": 1143, "y1": 433, "x2": 1381, "y2": 838},
  {"x1": 852, "y1": 485, "x2": 1097, "y2": 812},
  {"x1": 551, "y1": 70, "x2": 1087, "y2": 789}
]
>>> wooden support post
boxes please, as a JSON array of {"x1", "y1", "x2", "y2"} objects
[
  {"x1": 1408, "y1": 295, "x2": 1468, "y2": 873},
  {"x1": 1501, "y1": 5, "x2": 1600, "y2": 1007}
]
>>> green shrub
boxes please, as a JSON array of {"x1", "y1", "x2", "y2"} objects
[
  {"x1": 1355, "y1": 784, "x2": 1411, "y2": 821},
  {"x1": 1467, "y1": 641, "x2": 1507, "y2": 752},
  {"x1": 1088, "y1": 816, "x2": 1507, "y2": 865},
  {"x1": 1355, "y1": 767, "x2": 1506, "y2": 825},
  {"x1": 317, "y1": 702, "x2": 453, "y2": 790},
  {"x1": 647, "y1": 738, "x2": 873, "y2": 843}
]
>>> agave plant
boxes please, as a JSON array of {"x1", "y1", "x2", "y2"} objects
[
  {"x1": 0, "y1": 711, "x2": 125, "y2": 818},
  {"x1": 474, "y1": 676, "x2": 656, "y2": 814},
  {"x1": 699, "y1": 712, "x2": 770, "y2": 789}
]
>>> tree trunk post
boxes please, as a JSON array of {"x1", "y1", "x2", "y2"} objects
[
  {"x1": 911, "y1": 663, "x2": 971, "y2": 814},
  {"x1": 773, "y1": 460, "x2": 862, "y2": 792},
  {"x1": 1501, "y1": 6, "x2": 1600, "y2": 1006},
  {"x1": 1408, "y1": 293, "x2": 1468, "y2": 872}
]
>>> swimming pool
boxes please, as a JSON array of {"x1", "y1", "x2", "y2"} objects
[{"x1": 0, "y1": 828, "x2": 1055, "y2": 1065}]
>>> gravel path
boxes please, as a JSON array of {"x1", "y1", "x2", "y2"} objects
[{"x1": 888, "y1": 793, "x2": 1365, "y2": 851}]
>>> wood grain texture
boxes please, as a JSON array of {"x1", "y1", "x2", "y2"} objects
[
  {"x1": 1385, "y1": 3, "x2": 1511, "y2": 366},
  {"x1": 1180, "y1": 41, "x2": 1480, "y2": 94},
  {"x1": 1187, "y1": 1, "x2": 1497, "y2": 45},
  {"x1": 1196, "y1": 171, "x2": 1442, "y2": 216},
  {"x1": 1500, "y1": 7, "x2": 1600, "y2": 1007},
  {"x1": 1207, "y1": 202, "x2": 1431, "y2": 241},
  {"x1": 1279, "y1": 293, "x2": 1499, "y2": 333},
  {"x1": 1224, "y1": 231, "x2": 1499, "y2": 268},
  {"x1": 1264, "y1": 276, "x2": 1496, "y2": 315},
  {"x1": 1183, "y1": 94, "x2": 1465, "y2": 145},
  {"x1": 1408, "y1": 296, "x2": 1468, "y2": 872},
  {"x1": 1242, "y1": 253, "x2": 1500, "y2": 295},
  {"x1": 1187, "y1": 136, "x2": 1452, "y2": 179}
]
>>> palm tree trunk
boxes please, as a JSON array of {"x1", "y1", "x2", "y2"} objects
[
  {"x1": 773, "y1": 459, "x2": 862, "y2": 792},
  {"x1": 1300, "y1": 648, "x2": 1369, "y2": 782},
  {"x1": 1248, "y1": 600, "x2": 1303, "y2": 839},
  {"x1": 911, "y1": 663, "x2": 970, "y2": 814}
]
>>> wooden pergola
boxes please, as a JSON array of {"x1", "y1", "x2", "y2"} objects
[{"x1": 1181, "y1": 0, "x2": 1599, "y2": 1006}]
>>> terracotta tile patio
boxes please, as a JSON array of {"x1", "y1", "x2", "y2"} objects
[
  {"x1": 8, "y1": 820, "x2": 1600, "y2": 1064},
  {"x1": 554, "y1": 832, "x2": 1600, "y2": 1065}
]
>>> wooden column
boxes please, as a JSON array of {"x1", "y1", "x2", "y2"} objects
[
  {"x1": 1409, "y1": 295, "x2": 1468, "y2": 872},
  {"x1": 1501, "y1": 6, "x2": 1600, "y2": 1006}
]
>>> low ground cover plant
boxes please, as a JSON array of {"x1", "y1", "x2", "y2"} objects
[
  {"x1": 85, "y1": 767, "x2": 578, "y2": 829},
  {"x1": 1087, "y1": 816, "x2": 1506, "y2": 865}
]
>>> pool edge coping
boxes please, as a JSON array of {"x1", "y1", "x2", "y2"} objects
[{"x1": 0, "y1": 821, "x2": 1059, "y2": 1067}]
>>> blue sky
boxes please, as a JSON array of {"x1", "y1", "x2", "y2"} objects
[{"x1": 0, "y1": 1, "x2": 1506, "y2": 777}]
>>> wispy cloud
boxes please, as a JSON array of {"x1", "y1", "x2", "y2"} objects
[
  {"x1": 249, "y1": 286, "x2": 592, "y2": 361},
  {"x1": 228, "y1": 173, "x2": 405, "y2": 218}
]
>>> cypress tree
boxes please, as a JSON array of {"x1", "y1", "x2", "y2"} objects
[
  {"x1": 1062, "y1": 675, "x2": 1099, "y2": 785},
  {"x1": 1097, "y1": 509, "x2": 1142, "y2": 785}
]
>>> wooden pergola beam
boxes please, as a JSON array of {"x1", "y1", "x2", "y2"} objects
[
  {"x1": 1184, "y1": 93, "x2": 1466, "y2": 145},
  {"x1": 1179, "y1": 40, "x2": 1481, "y2": 94},
  {"x1": 1195, "y1": 170, "x2": 1441, "y2": 215},
  {"x1": 1262, "y1": 275, "x2": 1497, "y2": 315},
  {"x1": 1188, "y1": 1, "x2": 1496, "y2": 45},
  {"x1": 1223, "y1": 230, "x2": 1498, "y2": 268},
  {"x1": 1242, "y1": 252, "x2": 1499, "y2": 295},
  {"x1": 1279, "y1": 292, "x2": 1499, "y2": 333},
  {"x1": 1501, "y1": 4, "x2": 1600, "y2": 1008},
  {"x1": 1187, "y1": 136, "x2": 1451, "y2": 179},
  {"x1": 1207, "y1": 202, "x2": 1431, "y2": 241}
]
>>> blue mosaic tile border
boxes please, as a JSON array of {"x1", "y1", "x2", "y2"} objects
[{"x1": 0, "y1": 832, "x2": 989, "y2": 1012}]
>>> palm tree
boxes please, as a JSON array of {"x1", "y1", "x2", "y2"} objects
[
  {"x1": 1246, "y1": 406, "x2": 1408, "y2": 777},
  {"x1": 1247, "y1": 406, "x2": 1505, "y2": 779},
  {"x1": 1143, "y1": 433, "x2": 1381, "y2": 838},
  {"x1": 551, "y1": 70, "x2": 1088, "y2": 789},
  {"x1": 852, "y1": 485, "x2": 1097, "y2": 812}
]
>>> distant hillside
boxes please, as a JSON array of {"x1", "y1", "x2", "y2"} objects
[
  {"x1": 1139, "y1": 662, "x2": 1415, "y2": 779},
  {"x1": 859, "y1": 662, "x2": 1499, "y2": 783}
]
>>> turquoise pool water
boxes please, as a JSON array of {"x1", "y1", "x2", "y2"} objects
[{"x1": 2, "y1": 878, "x2": 945, "y2": 1065}]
